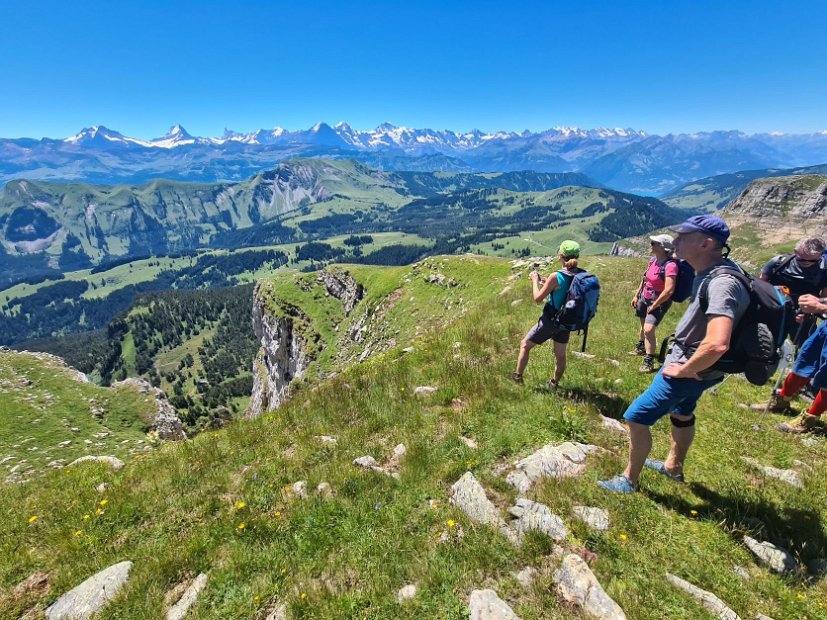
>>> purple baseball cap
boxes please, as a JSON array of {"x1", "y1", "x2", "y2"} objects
[{"x1": 669, "y1": 214, "x2": 730, "y2": 244}]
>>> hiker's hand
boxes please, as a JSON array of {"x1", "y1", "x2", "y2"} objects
[
  {"x1": 798, "y1": 294, "x2": 822, "y2": 314},
  {"x1": 529, "y1": 270, "x2": 539, "y2": 282},
  {"x1": 630, "y1": 296, "x2": 638, "y2": 308},
  {"x1": 662, "y1": 363, "x2": 701, "y2": 380},
  {"x1": 646, "y1": 304, "x2": 657, "y2": 315}
]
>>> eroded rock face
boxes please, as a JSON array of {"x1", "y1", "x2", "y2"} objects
[
  {"x1": 317, "y1": 269, "x2": 365, "y2": 315},
  {"x1": 45, "y1": 561, "x2": 133, "y2": 620},
  {"x1": 450, "y1": 472, "x2": 520, "y2": 546},
  {"x1": 113, "y1": 378, "x2": 186, "y2": 440},
  {"x1": 553, "y1": 554, "x2": 626, "y2": 620},
  {"x1": 468, "y1": 589, "x2": 521, "y2": 620},
  {"x1": 509, "y1": 498, "x2": 568, "y2": 541},
  {"x1": 506, "y1": 442, "x2": 600, "y2": 493},
  {"x1": 247, "y1": 286, "x2": 311, "y2": 419}
]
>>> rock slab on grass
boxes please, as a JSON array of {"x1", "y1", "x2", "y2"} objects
[
  {"x1": 743, "y1": 536, "x2": 799, "y2": 574},
  {"x1": 468, "y1": 589, "x2": 521, "y2": 620},
  {"x1": 67, "y1": 455, "x2": 125, "y2": 470},
  {"x1": 665, "y1": 573, "x2": 741, "y2": 620},
  {"x1": 572, "y1": 506, "x2": 610, "y2": 531},
  {"x1": 600, "y1": 416, "x2": 628, "y2": 435},
  {"x1": 506, "y1": 442, "x2": 600, "y2": 493},
  {"x1": 397, "y1": 584, "x2": 417, "y2": 602},
  {"x1": 553, "y1": 554, "x2": 626, "y2": 620},
  {"x1": 414, "y1": 386, "x2": 438, "y2": 396},
  {"x1": 741, "y1": 457, "x2": 803, "y2": 489},
  {"x1": 167, "y1": 573, "x2": 208, "y2": 620},
  {"x1": 265, "y1": 603, "x2": 287, "y2": 620},
  {"x1": 46, "y1": 561, "x2": 133, "y2": 620},
  {"x1": 450, "y1": 472, "x2": 521, "y2": 546},
  {"x1": 509, "y1": 498, "x2": 568, "y2": 541}
]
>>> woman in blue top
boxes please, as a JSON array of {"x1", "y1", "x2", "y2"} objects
[{"x1": 512, "y1": 240, "x2": 582, "y2": 389}]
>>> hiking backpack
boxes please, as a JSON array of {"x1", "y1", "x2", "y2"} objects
[
  {"x1": 697, "y1": 266, "x2": 792, "y2": 385},
  {"x1": 553, "y1": 271, "x2": 601, "y2": 332},
  {"x1": 661, "y1": 259, "x2": 696, "y2": 303}
]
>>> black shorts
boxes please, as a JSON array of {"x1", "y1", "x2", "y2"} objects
[
  {"x1": 635, "y1": 297, "x2": 671, "y2": 326},
  {"x1": 526, "y1": 312, "x2": 571, "y2": 345}
]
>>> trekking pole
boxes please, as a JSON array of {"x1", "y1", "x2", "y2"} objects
[
  {"x1": 764, "y1": 316, "x2": 807, "y2": 413},
  {"x1": 581, "y1": 324, "x2": 589, "y2": 353}
]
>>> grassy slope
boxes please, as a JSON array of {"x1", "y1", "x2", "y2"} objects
[
  {"x1": 0, "y1": 351, "x2": 156, "y2": 481},
  {"x1": 1, "y1": 256, "x2": 825, "y2": 619}
]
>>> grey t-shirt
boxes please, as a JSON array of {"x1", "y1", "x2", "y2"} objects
[{"x1": 665, "y1": 259, "x2": 751, "y2": 380}]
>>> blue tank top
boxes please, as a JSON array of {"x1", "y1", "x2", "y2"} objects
[{"x1": 547, "y1": 270, "x2": 574, "y2": 310}]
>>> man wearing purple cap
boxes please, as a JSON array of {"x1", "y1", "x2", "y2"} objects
[{"x1": 600, "y1": 215, "x2": 750, "y2": 493}]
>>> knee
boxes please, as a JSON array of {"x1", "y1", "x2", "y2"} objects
[
  {"x1": 643, "y1": 324, "x2": 657, "y2": 337},
  {"x1": 520, "y1": 338, "x2": 532, "y2": 351}
]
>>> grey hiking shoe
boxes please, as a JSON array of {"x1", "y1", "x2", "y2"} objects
[
  {"x1": 777, "y1": 411, "x2": 825, "y2": 434},
  {"x1": 639, "y1": 356, "x2": 655, "y2": 373},
  {"x1": 751, "y1": 390, "x2": 794, "y2": 414},
  {"x1": 628, "y1": 340, "x2": 645, "y2": 356},
  {"x1": 510, "y1": 372, "x2": 524, "y2": 385}
]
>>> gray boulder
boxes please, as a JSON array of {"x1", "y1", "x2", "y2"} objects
[
  {"x1": 743, "y1": 536, "x2": 799, "y2": 574},
  {"x1": 450, "y1": 472, "x2": 520, "y2": 546},
  {"x1": 509, "y1": 498, "x2": 568, "y2": 541},
  {"x1": 665, "y1": 573, "x2": 741, "y2": 620},
  {"x1": 167, "y1": 573, "x2": 208, "y2": 620},
  {"x1": 553, "y1": 554, "x2": 626, "y2": 620},
  {"x1": 67, "y1": 455, "x2": 125, "y2": 470},
  {"x1": 468, "y1": 589, "x2": 521, "y2": 620},
  {"x1": 46, "y1": 561, "x2": 133, "y2": 620},
  {"x1": 741, "y1": 457, "x2": 803, "y2": 489},
  {"x1": 572, "y1": 506, "x2": 610, "y2": 531},
  {"x1": 506, "y1": 442, "x2": 600, "y2": 493}
]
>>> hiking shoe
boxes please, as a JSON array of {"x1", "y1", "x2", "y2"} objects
[
  {"x1": 644, "y1": 459, "x2": 685, "y2": 483},
  {"x1": 545, "y1": 378, "x2": 558, "y2": 391},
  {"x1": 777, "y1": 411, "x2": 825, "y2": 434},
  {"x1": 510, "y1": 372, "x2": 524, "y2": 385},
  {"x1": 628, "y1": 341, "x2": 645, "y2": 356},
  {"x1": 598, "y1": 474, "x2": 638, "y2": 494},
  {"x1": 751, "y1": 390, "x2": 794, "y2": 414},
  {"x1": 639, "y1": 356, "x2": 655, "y2": 373}
]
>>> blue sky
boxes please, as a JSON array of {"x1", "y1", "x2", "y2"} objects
[{"x1": 1, "y1": 0, "x2": 825, "y2": 138}]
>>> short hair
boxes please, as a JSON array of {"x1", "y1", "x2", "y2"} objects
[{"x1": 795, "y1": 237, "x2": 826, "y2": 256}]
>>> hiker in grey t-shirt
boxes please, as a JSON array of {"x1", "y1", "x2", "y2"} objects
[{"x1": 599, "y1": 215, "x2": 750, "y2": 494}]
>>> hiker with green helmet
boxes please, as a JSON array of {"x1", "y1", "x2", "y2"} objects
[{"x1": 512, "y1": 240, "x2": 583, "y2": 390}]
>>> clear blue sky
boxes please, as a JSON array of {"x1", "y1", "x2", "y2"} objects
[{"x1": 1, "y1": 0, "x2": 825, "y2": 139}]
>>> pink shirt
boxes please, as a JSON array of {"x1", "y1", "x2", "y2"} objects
[{"x1": 642, "y1": 258, "x2": 678, "y2": 300}]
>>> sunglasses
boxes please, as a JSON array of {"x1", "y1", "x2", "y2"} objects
[{"x1": 796, "y1": 254, "x2": 821, "y2": 264}]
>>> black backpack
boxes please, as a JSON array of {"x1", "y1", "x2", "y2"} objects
[
  {"x1": 663, "y1": 259, "x2": 696, "y2": 303},
  {"x1": 698, "y1": 266, "x2": 792, "y2": 385}
]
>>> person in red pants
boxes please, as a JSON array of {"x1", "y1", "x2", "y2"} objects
[{"x1": 769, "y1": 293, "x2": 827, "y2": 434}]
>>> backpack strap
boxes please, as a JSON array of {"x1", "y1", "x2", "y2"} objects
[
  {"x1": 768, "y1": 254, "x2": 794, "y2": 280},
  {"x1": 658, "y1": 257, "x2": 678, "y2": 281},
  {"x1": 697, "y1": 265, "x2": 751, "y2": 313}
]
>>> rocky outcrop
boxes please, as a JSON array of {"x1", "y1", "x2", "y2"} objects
[
  {"x1": 468, "y1": 589, "x2": 521, "y2": 620},
  {"x1": 554, "y1": 554, "x2": 626, "y2": 620},
  {"x1": 665, "y1": 573, "x2": 741, "y2": 620},
  {"x1": 723, "y1": 175, "x2": 827, "y2": 242},
  {"x1": 247, "y1": 286, "x2": 311, "y2": 419},
  {"x1": 316, "y1": 269, "x2": 364, "y2": 315},
  {"x1": 45, "y1": 561, "x2": 133, "y2": 620},
  {"x1": 113, "y1": 378, "x2": 186, "y2": 440},
  {"x1": 505, "y1": 442, "x2": 601, "y2": 493}
]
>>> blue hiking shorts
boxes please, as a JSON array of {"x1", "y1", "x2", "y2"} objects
[
  {"x1": 623, "y1": 368, "x2": 722, "y2": 427},
  {"x1": 792, "y1": 321, "x2": 827, "y2": 390}
]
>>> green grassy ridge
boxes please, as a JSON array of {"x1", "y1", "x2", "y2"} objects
[
  {"x1": 0, "y1": 350, "x2": 157, "y2": 482},
  {"x1": 1, "y1": 256, "x2": 825, "y2": 619}
]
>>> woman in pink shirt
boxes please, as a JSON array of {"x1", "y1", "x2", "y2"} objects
[{"x1": 629, "y1": 234, "x2": 678, "y2": 372}]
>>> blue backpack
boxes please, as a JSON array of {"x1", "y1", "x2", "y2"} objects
[
  {"x1": 657, "y1": 258, "x2": 695, "y2": 303},
  {"x1": 553, "y1": 270, "x2": 601, "y2": 332}
]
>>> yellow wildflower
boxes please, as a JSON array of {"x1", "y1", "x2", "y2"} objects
[
  {"x1": 74, "y1": 530, "x2": 82, "y2": 536},
  {"x1": 99, "y1": 499, "x2": 108, "y2": 506},
  {"x1": 690, "y1": 510, "x2": 698, "y2": 516},
  {"x1": 254, "y1": 595, "x2": 260, "y2": 603},
  {"x1": 274, "y1": 511, "x2": 281, "y2": 517},
  {"x1": 28, "y1": 515, "x2": 38, "y2": 524},
  {"x1": 95, "y1": 508, "x2": 104, "y2": 516},
  {"x1": 82, "y1": 514, "x2": 90, "y2": 520},
  {"x1": 619, "y1": 534, "x2": 628, "y2": 542},
  {"x1": 447, "y1": 519, "x2": 455, "y2": 527},
  {"x1": 300, "y1": 593, "x2": 307, "y2": 600},
  {"x1": 797, "y1": 593, "x2": 806, "y2": 600},
  {"x1": 236, "y1": 501, "x2": 246, "y2": 510},
  {"x1": 281, "y1": 567, "x2": 287, "y2": 575},
  {"x1": 238, "y1": 522, "x2": 246, "y2": 530}
]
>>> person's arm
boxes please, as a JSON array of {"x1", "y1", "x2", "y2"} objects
[
  {"x1": 759, "y1": 258, "x2": 777, "y2": 283},
  {"x1": 798, "y1": 294, "x2": 827, "y2": 315},
  {"x1": 663, "y1": 315, "x2": 734, "y2": 379},
  {"x1": 529, "y1": 270, "x2": 558, "y2": 304},
  {"x1": 631, "y1": 279, "x2": 644, "y2": 308},
  {"x1": 649, "y1": 276, "x2": 676, "y2": 312}
]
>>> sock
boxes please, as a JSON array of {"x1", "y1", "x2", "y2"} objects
[
  {"x1": 807, "y1": 389, "x2": 827, "y2": 417},
  {"x1": 779, "y1": 372, "x2": 809, "y2": 398}
]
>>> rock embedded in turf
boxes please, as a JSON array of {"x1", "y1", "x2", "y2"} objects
[
  {"x1": 573, "y1": 351, "x2": 596, "y2": 360},
  {"x1": 599, "y1": 416, "x2": 628, "y2": 435},
  {"x1": 514, "y1": 566, "x2": 537, "y2": 587},
  {"x1": 397, "y1": 583, "x2": 417, "y2": 602},
  {"x1": 450, "y1": 471, "x2": 521, "y2": 546},
  {"x1": 743, "y1": 536, "x2": 799, "y2": 574},
  {"x1": 460, "y1": 436, "x2": 479, "y2": 449},
  {"x1": 733, "y1": 566, "x2": 751, "y2": 581},
  {"x1": 468, "y1": 589, "x2": 521, "y2": 620},
  {"x1": 741, "y1": 457, "x2": 803, "y2": 489},
  {"x1": 315, "y1": 435, "x2": 338, "y2": 445},
  {"x1": 45, "y1": 561, "x2": 133, "y2": 620},
  {"x1": 414, "y1": 385, "x2": 438, "y2": 396},
  {"x1": 505, "y1": 442, "x2": 600, "y2": 493},
  {"x1": 553, "y1": 554, "x2": 627, "y2": 620},
  {"x1": 167, "y1": 573, "x2": 208, "y2": 620},
  {"x1": 509, "y1": 498, "x2": 568, "y2": 541},
  {"x1": 316, "y1": 482, "x2": 333, "y2": 498},
  {"x1": 265, "y1": 603, "x2": 287, "y2": 620},
  {"x1": 665, "y1": 573, "x2": 741, "y2": 620},
  {"x1": 67, "y1": 455, "x2": 125, "y2": 470},
  {"x1": 572, "y1": 506, "x2": 610, "y2": 531}
]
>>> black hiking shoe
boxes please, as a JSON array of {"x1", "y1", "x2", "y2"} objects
[
  {"x1": 628, "y1": 340, "x2": 645, "y2": 356},
  {"x1": 510, "y1": 372, "x2": 524, "y2": 385}
]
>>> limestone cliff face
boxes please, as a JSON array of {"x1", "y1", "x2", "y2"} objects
[
  {"x1": 246, "y1": 292, "x2": 311, "y2": 419},
  {"x1": 246, "y1": 268, "x2": 367, "y2": 419},
  {"x1": 723, "y1": 175, "x2": 827, "y2": 242}
]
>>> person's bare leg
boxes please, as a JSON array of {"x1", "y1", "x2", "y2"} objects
[
  {"x1": 552, "y1": 340, "x2": 567, "y2": 383},
  {"x1": 643, "y1": 322, "x2": 657, "y2": 356},
  {"x1": 623, "y1": 421, "x2": 653, "y2": 484},
  {"x1": 664, "y1": 413, "x2": 695, "y2": 476},
  {"x1": 515, "y1": 338, "x2": 536, "y2": 375}
]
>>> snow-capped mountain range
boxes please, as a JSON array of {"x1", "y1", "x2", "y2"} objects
[{"x1": 4, "y1": 121, "x2": 827, "y2": 194}]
